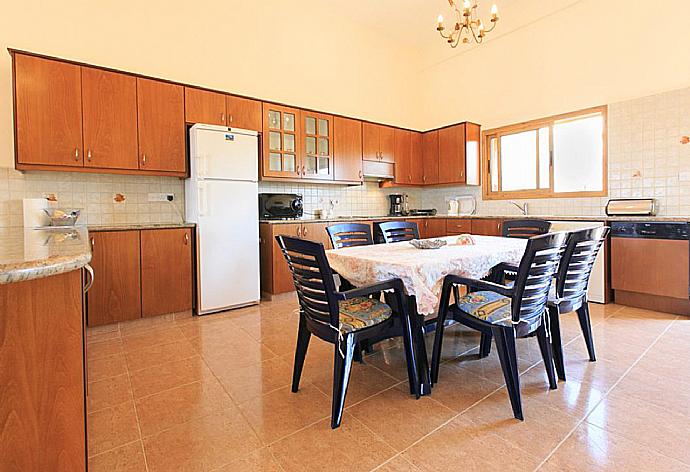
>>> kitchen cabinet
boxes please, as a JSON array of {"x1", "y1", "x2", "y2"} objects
[
  {"x1": 87, "y1": 231, "x2": 142, "y2": 327},
  {"x1": 446, "y1": 219, "x2": 472, "y2": 235},
  {"x1": 438, "y1": 124, "x2": 467, "y2": 184},
  {"x1": 140, "y1": 228, "x2": 193, "y2": 317},
  {"x1": 333, "y1": 116, "x2": 363, "y2": 183},
  {"x1": 422, "y1": 131, "x2": 439, "y2": 185},
  {"x1": 302, "y1": 111, "x2": 334, "y2": 180},
  {"x1": 226, "y1": 95, "x2": 262, "y2": 131},
  {"x1": 471, "y1": 219, "x2": 503, "y2": 236},
  {"x1": 410, "y1": 132, "x2": 425, "y2": 185},
  {"x1": 185, "y1": 87, "x2": 227, "y2": 126},
  {"x1": 422, "y1": 218, "x2": 447, "y2": 238},
  {"x1": 262, "y1": 103, "x2": 302, "y2": 178},
  {"x1": 136, "y1": 78, "x2": 186, "y2": 173},
  {"x1": 363, "y1": 123, "x2": 395, "y2": 163},
  {"x1": 394, "y1": 129, "x2": 412, "y2": 185},
  {"x1": 1, "y1": 270, "x2": 86, "y2": 471},
  {"x1": 14, "y1": 54, "x2": 83, "y2": 168},
  {"x1": 82, "y1": 67, "x2": 139, "y2": 170}
]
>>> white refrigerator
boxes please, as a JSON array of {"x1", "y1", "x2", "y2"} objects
[{"x1": 186, "y1": 124, "x2": 260, "y2": 314}]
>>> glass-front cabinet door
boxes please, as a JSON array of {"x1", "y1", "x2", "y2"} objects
[
  {"x1": 262, "y1": 103, "x2": 301, "y2": 178},
  {"x1": 301, "y1": 111, "x2": 334, "y2": 181}
]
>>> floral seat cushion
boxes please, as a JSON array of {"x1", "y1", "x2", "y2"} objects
[
  {"x1": 455, "y1": 291, "x2": 542, "y2": 336},
  {"x1": 338, "y1": 297, "x2": 392, "y2": 333}
]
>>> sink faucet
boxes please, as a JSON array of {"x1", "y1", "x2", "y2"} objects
[{"x1": 510, "y1": 201, "x2": 528, "y2": 216}]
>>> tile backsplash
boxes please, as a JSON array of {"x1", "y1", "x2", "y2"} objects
[{"x1": 0, "y1": 168, "x2": 185, "y2": 227}]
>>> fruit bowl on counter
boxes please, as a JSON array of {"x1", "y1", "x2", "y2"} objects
[{"x1": 44, "y1": 208, "x2": 81, "y2": 227}]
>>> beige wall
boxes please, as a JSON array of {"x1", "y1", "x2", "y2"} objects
[
  {"x1": 419, "y1": 0, "x2": 690, "y2": 130},
  {"x1": 0, "y1": 0, "x2": 422, "y2": 168}
]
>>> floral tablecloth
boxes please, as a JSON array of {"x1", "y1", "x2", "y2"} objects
[{"x1": 326, "y1": 235, "x2": 527, "y2": 316}]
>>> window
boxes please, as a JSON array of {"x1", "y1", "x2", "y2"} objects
[{"x1": 483, "y1": 106, "x2": 607, "y2": 199}]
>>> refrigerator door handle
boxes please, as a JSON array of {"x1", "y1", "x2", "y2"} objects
[{"x1": 198, "y1": 182, "x2": 208, "y2": 216}]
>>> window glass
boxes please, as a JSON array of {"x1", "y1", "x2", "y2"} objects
[
  {"x1": 538, "y1": 127, "x2": 550, "y2": 189},
  {"x1": 500, "y1": 130, "x2": 537, "y2": 191},
  {"x1": 553, "y1": 115, "x2": 604, "y2": 193}
]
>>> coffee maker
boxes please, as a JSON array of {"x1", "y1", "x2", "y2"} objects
[{"x1": 388, "y1": 193, "x2": 409, "y2": 216}]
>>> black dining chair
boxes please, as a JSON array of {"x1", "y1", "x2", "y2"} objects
[
  {"x1": 276, "y1": 235, "x2": 420, "y2": 429},
  {"x1": 502, "y1": 219, "x2": 552, "y2": 239},
  {"x1": 378, "y1": 221, "x2": 420, "y2": 243},
  {"x1": 431, "y1": 232, "x2": 567, "y2": 420},
  {"x1": 326, "y1": 223, "x2": 373, "y2": 249},
  {"x1": 548, "y1": 226, "x2": 609, "y2": 381}
]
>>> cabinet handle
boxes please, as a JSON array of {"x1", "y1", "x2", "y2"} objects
[
  {"x1": 297, "y1": 226, "x2": 302, "y2": 237},
  {"x1": 90, "y1": 237, "x2": 95, "y2": 248},
  {"x1": 221, "y1": 112, "x2": 226, "y2": 124},
  {"x1": 229, "y1": 115, "x2": 234, "y2": 123},
  {"x1": 408, "y1": 174, "x2": 412, "y2": 182},
  {"x1": 303, "y1": 226, "x2": 308, "y2": 237},
  {"x1": 302, "y1": 165, "x2": 305, "y2": 176},
  {"x1": 141, "y1": 153, "x2": 147, "y2": 166},
  {"x1": 87, "y1": 150, "x2": 92, "y2": 162},
  {"x1": 358, "y1": 170, "x2": 363, "y2": 180},
  {"x1": 423, "y1": 175, "x2": 427, "y2": 183},
  {"x1": 83, "y1": 264, "x2": 95, "y2": 293},
  {"x1": 74, "y1": 148, "x2": 79, "y2": 161},
  {"x1": 184, "y1": 233, "x2": 189, "y2": 245}
]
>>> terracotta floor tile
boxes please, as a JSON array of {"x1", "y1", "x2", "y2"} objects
[
  {"x1": 135, "y1": 378, "x2": 235, "y2": 437},
  {"x1": 87, "y1": 401, "x2": 140, "y2": 457},
  {"x1": 88, "y1": 352, "x2": 128, "y2": 382},
  {"x1": 403, "y1": 415, "x2": 541, "y2": 472},
  {"x1": 215, "y1": 448, "x2": 284, "y2": 471},
  {"x1": 87, "y1": 373, "x2": 133, "y2": 412},
  {"x1": 128, "y1": 355, "x2": 215, "y2": 399},
  {"x1": 190, "y1": 333, "x2": 277, "y2": 369},
  {"x1": 88, "y1": 440, "x2": 147, "y2": 472},
  {"x1": 585, "y1": 391, "x2": 690, "y2": 464},
  {"x1": 423, "y1": 324, "x2": 481, "y2": 363},
  {"x1": 557, "y1": 354, "x2": 629, "y2": 391},
  {"x1": 118, "y1": 313, "x2": 175, "y2": 337},
  {"x1": 87, "y1": 338, "x2": 124, "y2": 360},
  {"x1": 269, "y1": 414, "x2": 396, "y2": 472},
  {"x1": 238, "y1": 383, "x2": 332, "y2": 444},
  {"x1": 541, "y1": 422, "x2": 689, "y2": 471},
  {"x1": 214, "y1": 357, "x2": 294, "y2": 404},
  {"x1": 430, "y1": 362, "x2": 503, "y2": 413},
  {"x1": 87, "y1": 323, "x2": 121, "y2": 344},
  {"x1": 124, "y1": 338, "x2": 197, "y2": 372},
  {"x1": 366, "y1": 345, "x2": 418, "y2": 382},
  {"x1": 615, "y1": 364, "x2": 690, "y2": 418},
  {"x1": 176, "y1": 316, "x2": 247, "y2": 340},
  {"x1": 143, "y1": 408, "x2": 262, "y2": 472},
  {"x1": 348, "y1": 384, "x2": 456, "y2": 451},
  {"x1": 375, "y1": 455, "x2": 423, "y2": 472},
  {"x1": 121, "y1": 326, "x2": 186, "y2": 351}
]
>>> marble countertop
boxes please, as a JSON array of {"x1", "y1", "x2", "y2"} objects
[
  {"x1": 88, "y1": 222, "x2": 196, "y2": 232},
  {"x1": 0, "y1": 226, "x2": 92, "y2": 285},
  {"x1": 260, "y1": 214, "x2": 690, "y2": 224}
]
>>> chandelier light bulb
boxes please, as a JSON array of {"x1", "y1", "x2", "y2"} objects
[
  {"x1": 437, "y1": 14, "x2": 444, "y2": 27},
  {"x1": 491, "y1": 4, "x2": 499, "y2": 20},
  {"x1": 436, "y1": 0, "x2": 499, "y2": 47}
]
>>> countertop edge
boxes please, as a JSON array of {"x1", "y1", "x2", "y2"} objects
[
  {"x1": 88, "y1": 223, "x2": 196, "y2": 232},
  {"x1": 0, "y1": 252, "x2": 92, "y2": 285},
  {"x1": 260, "y1": 215, "x2": 689, "y2": 225}
]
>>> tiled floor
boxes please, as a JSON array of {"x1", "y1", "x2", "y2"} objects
[{"x1": 86, "y1": 295, "x2": 690, "y2": 472}]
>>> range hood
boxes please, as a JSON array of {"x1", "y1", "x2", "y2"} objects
[{"x1": 362, "y1": 160, "x2": 394, "y2": 180}]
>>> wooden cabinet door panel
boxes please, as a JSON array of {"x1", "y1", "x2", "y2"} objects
[
  {"x1": 302, "y1": 111, "x2": 334, "y2": 181},
  {"x1": 227, "y1": 95, "x2": 262, "y2": 131},
  {"x1": 438, "y1": 124, "x2": 466, "y2": 184},
  {"x1": 394, "y1": 129, "x2": 411, "y2": 185},
  {"x1": 426, "y1": 219, "x2": 447, "y2": 238},
  {"x1": 141, "y1": 228, "x2": 193, "y2": 317},
  {"x1": 471, "y1": 219, "x2": 503, "y2": 236},
  {"x1": 611, "y1": 238, "x2": 689, "y2": 299},
  {"x1": 362, "y1": 122, "x2": 379, "y2": 162},
  {"x1": 406, "y1": 218, "x2": 425, "y2": 238},
  {"x1": 302, "y1": 222, "x2": 332, "y2": 249},
  {"x1": 87, "y1": 231, "x2": 141, "y2": 326},
  {"x1": 137, "y1": 78, "x2": 186, "y2": 173},
  {"x1": 82, "y1": 67, "x2": 138, "y2": 170},
  {"x1": 0, "y1": 270, "x2": 85, "y2": 471},
  {"x1": 422, "y1": 131, "x2": 439, "y2": 185},
  {"x1": 185, "y1": 87, "x2": 226, "y2": 125},
  {"x1": 262, "y1": 103, "x2": 302, "y2": 178},
  {"x1": 410, "y1": 132, "x2": 424, "y2": 185},
  {"x1": 14, "y1": 54, "x2": 83, "y2": 167},
  {"x1": 379, "y1": 125, "x2": 395, "y2": 163},
  {"x1": 271, "y1": 224, "x2": 302, "y2": 294},
  {"x1": 333, "y1": 116, "x2": 363, "y2": 183},
  {"x1": 446, "y1": 219, "x2": 471, "y2": 234}
]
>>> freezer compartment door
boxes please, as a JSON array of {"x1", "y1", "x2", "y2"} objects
[
  {"x1": 190, "y1": 126, "x2": 259, "y2": 181},
  {"x1": 197, "y1": 180, "x2": 260, "y2": 313}
]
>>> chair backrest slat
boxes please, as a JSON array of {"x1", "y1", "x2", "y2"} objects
[
  {"x1": 555, "y1": 226, "x2": 610, "y2": 302},
  {"x1": 326, "y1": 223, "x2": 373, "y2": 249},
  {"x1": 503, "y1": 219, "x2": 552, "y2": 239},
  {"x1": 377, "y1": 221, "x2": 420, "y2": 243}
]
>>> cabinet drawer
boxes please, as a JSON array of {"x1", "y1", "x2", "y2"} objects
[{"x1": 446, "y1": 219, "x2": 471, "y2": 234}]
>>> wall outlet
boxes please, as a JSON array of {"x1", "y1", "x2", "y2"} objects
[{"x1": 148, "y1": 193, "x2": 175, "y2": 202}]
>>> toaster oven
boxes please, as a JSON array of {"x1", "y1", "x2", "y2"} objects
[{"x1": 259, "y1": 193, "x2": 303, "y2": 219}]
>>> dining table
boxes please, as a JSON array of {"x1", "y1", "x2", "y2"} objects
[{"x1": 326, "y1": 234, "x2": 527, "y2": 395}]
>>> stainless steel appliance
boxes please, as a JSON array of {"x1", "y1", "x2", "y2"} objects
[
  {"x1": 388, "y1": 194, "x2": 404, "y2": 216},
  {"x1": 259, "y1": 193, "x2": 303, "y2": 219}
]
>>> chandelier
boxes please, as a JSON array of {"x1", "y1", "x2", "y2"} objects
[{"x1": 436, "y1": 0, "x2": 499, "y2": 47}]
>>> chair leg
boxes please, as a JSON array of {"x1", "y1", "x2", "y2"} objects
[
  {"x1": 548, "y1": 304, "x2": 566, "y2": 381},
  {"x1": 331, "y1": 334, "x2": 356, "y2": 429},
  {"x1": 431, "y1": 282, "x2": 453, "y2": 385},
  {"x1": 576, "y1": 303, "x2": 596, "y2": 362},
  {"x1": 536, "y1": 322, "x2": 558, "y2": 390},
  {"x1": 400, "y1": 308, "x2": 421, "y2": 398},
  {"x1": 479, "y1": 332, "x2": 492, "y2": 358},
  {"x1": 291, "y1": 316, "x2": 311, "y2": 393},
  {"x1": 353, "y1": 343, "x2": 364, "y2": 363},
  {"x1": 492, "y1": 326, "x2": 523, "y2": 421}
]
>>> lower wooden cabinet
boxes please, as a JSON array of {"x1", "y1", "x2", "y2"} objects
[
  {"x1": 446, "y1": 218, "x2": 472, "y2": 235},
  {"x1": 471, "y1": 219, "x2": 503, "y2": 236},
  {"x1": 141, "y1": 228, "x2": 193, "y2": 317},
  {"x1": 87, "y1": 231, "x2": 142, "y2": 326},
  {"x1": 86, "y1": 228, "x2": 193, "y2": 326}
]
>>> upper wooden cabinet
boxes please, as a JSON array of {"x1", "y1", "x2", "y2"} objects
[
  {"x1": 394, "y1": 129, "x2": 412, "y2": 185},
  {"x1": 422, "y1": 130, "x2": 439, "y2": 185},
  {"x1": 262, "y1": 103, "x2": 302, "y2": 178},
  {"x1": 438, "y1": 122, "x2": 481, "y2": 185},
  {"x1": 226, "y1": 95, "x2": 262, "y2": 131},
  {"x1": 362, "y1": 123, "x2": 395, "y2": 163},
  {"x1": 184, "y1": 87, "x2": 226, "y2": 126},
  {"x1": 136, "y1": 78, "x2": 186, "y2": 173},
  {"x1": 14, "y1": 54, "x2": 83, "y2": 167},
  {"x1": 302, "y1": 111, "x2": 334, "y2": 180},
  {"x1": 82, "y1": 68, "x2": 139, "y2": 170},
  {"x1": 333, "y1": 117, "x2": 363, "y2": 183},
  {"x1": 410, "y1": 132, "x2": 424, "y2": 185}
]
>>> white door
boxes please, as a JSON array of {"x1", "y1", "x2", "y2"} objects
[
  {"x1": 197, "y1": 180, "x2": 260, "y2": 313},
  {"x1": 191, "y1": 125, "x2": 258, "y2": 181}
]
